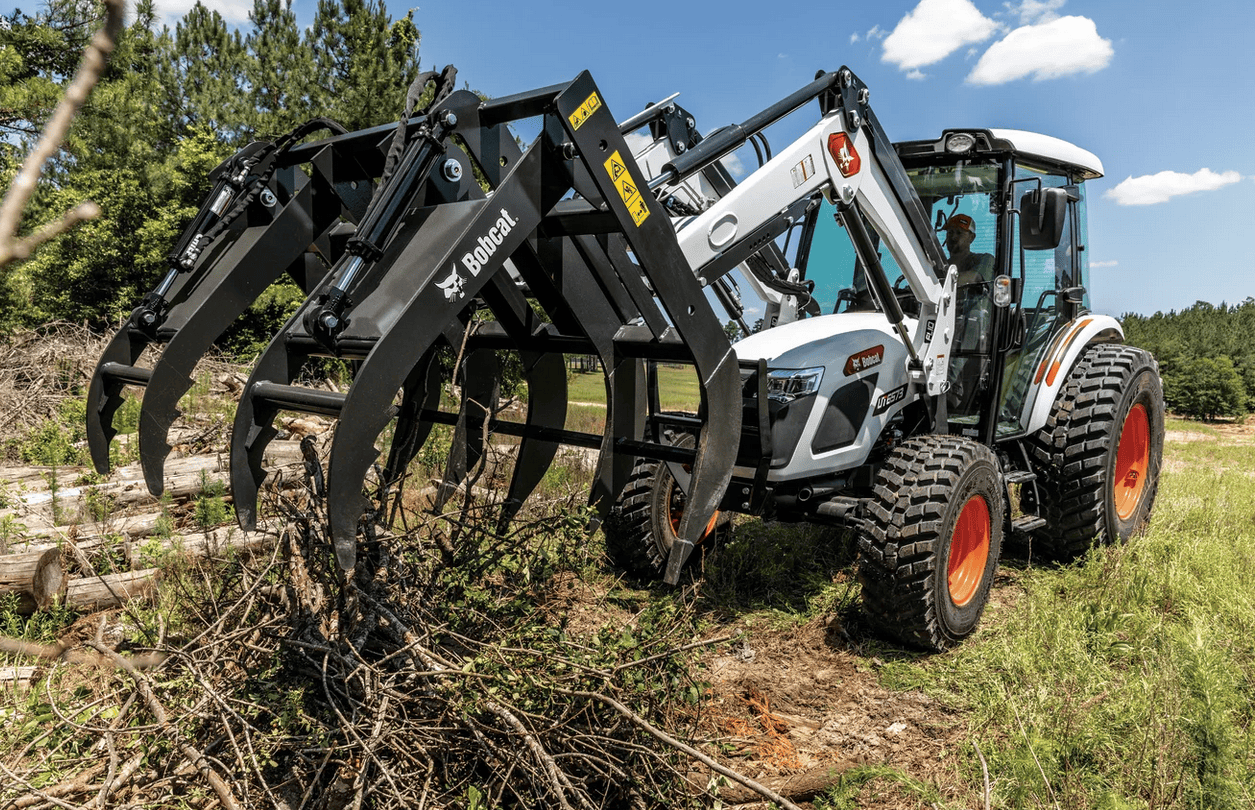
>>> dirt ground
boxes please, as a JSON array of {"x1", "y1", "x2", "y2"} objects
[
  {"x1": 697, "y1": 618, "x2": 971, "y2": 807},
  {"x1": 539, "y1": 566, "x2": 984, "y2": 809}
]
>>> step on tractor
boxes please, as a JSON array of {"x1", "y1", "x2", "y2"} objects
[{"x1": 88, "y1": 64, "x2": 1164, "y2": 651}]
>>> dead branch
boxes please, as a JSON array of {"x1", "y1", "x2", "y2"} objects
[
  {"x1": 85, "y1": 640, "x2": 242, "y2": 810},
  {"x1": 558, "y1": 688, "x2": 806, "y2": 810},
  {"x1": 0, "y1": 633, "x2": 166, "y2": 669},
  {"x1": 0, "y1": 0, "x2": 124, "y2": 268}
]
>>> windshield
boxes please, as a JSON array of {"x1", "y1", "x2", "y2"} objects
[
  {"x1": 906, "y1": 159, "x2": 1000, "y2": 277},
  {"x1": 798, "y1": 159, "x2": 1002, "y2": 318}
]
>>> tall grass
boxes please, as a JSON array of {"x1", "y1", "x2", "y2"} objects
[{"x1": 896, "y1": 421, "x2": 1255, "y2": 808}]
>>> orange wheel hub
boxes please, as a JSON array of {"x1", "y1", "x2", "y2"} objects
[
  {"x1": 948, "y1": 495, "x2": 991, "y2": 608},
  {"x1": 1114, "y1": 403, "x2": 1150, "y2": 521},
  {"x1": 666, "y1": 483, "x2": 720, "y2": 539}
]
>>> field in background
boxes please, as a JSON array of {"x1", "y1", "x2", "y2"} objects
[{"x1": 566, "y1": 363, "x2": 701, "y2": 411}]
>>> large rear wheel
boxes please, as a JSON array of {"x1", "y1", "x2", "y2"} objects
[
  {"x1": 1027, "y1": 344, "x2": 1164, "y2": 559},
  {"x1": 859, "y1": 435, "x2": 1005, "y2": 651}
]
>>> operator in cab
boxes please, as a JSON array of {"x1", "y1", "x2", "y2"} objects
[
  {"x1": 943, "y1": 214, "x2": 995, "y2": 416},
  {"x1": 943, "y1": 214, "x2": 994, "y2": 286}
]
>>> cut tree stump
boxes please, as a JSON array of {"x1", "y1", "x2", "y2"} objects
[{"x1": 0, "y1": 546, "x2": 64, "y2": 612}]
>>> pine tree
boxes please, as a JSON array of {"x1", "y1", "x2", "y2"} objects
[
  {"x1": 308, "y1": 0, "x2": 420, "y2": 131},
  {"x1": 167, "y1": 2, "x2": 248, "y2": 142},
  {"x1": 244, "y1": 0, "x2": 315, "y2": 138}
]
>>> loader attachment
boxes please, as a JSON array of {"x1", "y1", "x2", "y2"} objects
[
  {"x1": 231, "y1": 72, "x2": 742, "y2": 582},
  {"x1": 86, "y1": 68, "x2": 464, "y2": 495}
]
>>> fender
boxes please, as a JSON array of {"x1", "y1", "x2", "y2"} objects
[{"x1": 1023, "y1": 313, "x2": 1125, "y2": 434}]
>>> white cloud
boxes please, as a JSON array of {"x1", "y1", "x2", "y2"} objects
[
  {"x1": 1090, "y1": 260, "x2": 1119, "y2": 268},
  {"x1": 1104, "y1": 169, "x2": 1242, "y2": 206},
  {"x1": 721, "y1": 153, "x2": 746, "y2": 178},
  {"x1": 1004, "y1": 0, "x2": 1066, "y2": 25},
  {"x1": 968, "y1": 16, "x2": 1113, "y2": 84},
  {"x1": 882, "y1": 0, "x2": 1000, "y2": 72},
  {"x1": 866, "y1": 25, "x2": 887, "y2": 40},
  {"x1": 157, "y1": 0, "x2": 253, "y2": 25},
  {"x1": 623, "y1": 132, "x2": 654, "y2": 156},
  {"x1": 850, "y1": 32, "x2": 860, "y2": 44},
  {"x1": 906, "y1": 69, "x2": 927, "y2": 80}
]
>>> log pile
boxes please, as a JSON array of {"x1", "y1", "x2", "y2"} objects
[{"x1": 0, "y1": 438, "x2": 306, "y2": 615}]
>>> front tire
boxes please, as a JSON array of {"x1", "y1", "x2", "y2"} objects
[
  {"x1": 859, "y1": 435, "x2": 1005, "y2": 651},
  {"x1": 1027, "y1": 344, "x2": 1165, "y2": 560},
  {"x1": 603, "y1": 431, "x2": 729, "y2": 579}
]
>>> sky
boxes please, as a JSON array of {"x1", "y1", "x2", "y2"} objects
[{"x1": 8, "y1": 0, "x2": 1255, "y2": 317}]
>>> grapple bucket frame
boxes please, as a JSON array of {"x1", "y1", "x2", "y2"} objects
[{"x1": 231, "y1": 72, "x2": 743, "y2": 584}]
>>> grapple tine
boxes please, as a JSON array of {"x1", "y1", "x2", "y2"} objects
[
  {"x1": 496, "y1": 349, "x2": 566, "y2": 533},
  {"x1": 378, "y1": 344, "x2": 444, "y2": 493},
  {"x1": 552, "y1": 72, "x2": 741, "y2": 583},
  {"x1": 139, "y1": 182, "x2": 321, "y2": 495},
  {"x1": 230, "y1": 340, "x2": 298, "y2": 532},
  {"x1": 326, "y1": 141, "x2": 552, "y2": 565},
  {"x1": 86, "y1": 326, "x2": 149, "y2": 474},
  {"x1": 434, "y1": 348, "x2": 499, "y2": 511}
]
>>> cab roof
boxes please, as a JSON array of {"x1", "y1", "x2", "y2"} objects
[
  {"x1": 894, "y1": 128, "x2": 1104, "y2": 181},
  {"x1": 988, "y1": 129, "x2": 1104, "y2": 179}
]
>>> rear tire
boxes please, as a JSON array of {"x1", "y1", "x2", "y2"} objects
[
  {"x1": 1027, "y1": 344, "x2": 1164, "y2": 560},
  {"x1": 859, "y1": 435, "x2": 1005, "y2": 651},
  {"x1": 603, "y1": 431, "x2": 730, "y2": 578}
]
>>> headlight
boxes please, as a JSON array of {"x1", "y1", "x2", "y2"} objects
[
  {"x1": 945, "y1": 132, "x2": 976, "y2": 153},
  {"x1": 767, "y1": 367, "x2": 824, "y2": 403}
]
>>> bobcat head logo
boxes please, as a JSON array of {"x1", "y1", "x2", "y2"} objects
[{"x1": 437, "y1": 265, "x2": 466, "y2": 301}]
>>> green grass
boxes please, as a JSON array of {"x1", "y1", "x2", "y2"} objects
[
  {"x1": 876, "y1": 417, "x2": 1255, "y2": 808},
  {"x1": 565, "y1": 363, "x2": 701, "y2": 412}
]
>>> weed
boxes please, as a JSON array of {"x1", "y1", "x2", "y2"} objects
[
  {"x1": 0, "y1": 591, "x2": 77, "y2": 644},
  {"x1": 112, "y1": 393, "x2": 142, "y2": 435},
  {"x1": 815, "y1": 764, "x2": 944, "y2": 809},
  {"x1": 83, "y1": 486, "x2": 114, "y2": 523},
  {"x1": 0, "y1": 513, "x2": 25, "y2": 552},
  {"x1": 192, "y1": 471, "x2": 232, "y2": 529},
  {"x1": 703, "y1": 520, "x2": 860, "y2": 617},
  {"x1": 21, "y1": 418, "x2": 83, "y2": 467}
]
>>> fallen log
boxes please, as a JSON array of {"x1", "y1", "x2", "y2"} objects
[
  {"x1": 0, "y1": 665, "x2": 38, "y2": 688},
  {"x1": 66, "y1": 568, "x2": 159, "y2": 611},
  {"x1": 0, "y1": 546, "x2": 64, "y2": 611},
  {"x1": 11, "y1": 523, "x2": 279, "y2": 614},
  {"x1": 10, "y1": 457, "x2": 304, "y2": 526},
  {"x1": 713, "y1": 763, "x2": 855, "y2": 805},
  {"x1": 15, "y1": 511, "x2": 166, "y2": 550}
]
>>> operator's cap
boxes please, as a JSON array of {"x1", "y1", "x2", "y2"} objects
[{"x1": 945, "y1": 214, "x2": 975, "y2": 234}]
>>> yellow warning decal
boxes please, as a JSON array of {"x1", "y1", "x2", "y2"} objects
[
  {"x1": 603, "y1": 150, "x2": 650, "y2": 227},
  {"x1": 568, "y1": 92, "x2": 602, "y2": 131}
]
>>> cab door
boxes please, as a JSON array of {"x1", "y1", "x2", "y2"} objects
[{"x1": 995, "y1": 164, "x2": 1087, "y2": 438}]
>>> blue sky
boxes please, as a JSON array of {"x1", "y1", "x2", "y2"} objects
[{"x1": 10, "y1": 0, "x2": 1255, "y2": 317}]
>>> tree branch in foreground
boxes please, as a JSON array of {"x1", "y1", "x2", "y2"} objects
[{"x1": 0, "y1": 0, "x2": 124, "y2": 268}]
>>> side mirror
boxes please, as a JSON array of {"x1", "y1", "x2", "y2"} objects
[{"x1": 1019, "y1": 186, "x2": 1068, "y2": 250}]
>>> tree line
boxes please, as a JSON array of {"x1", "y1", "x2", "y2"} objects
[
  {"x1": 0, "y1": 0, "x2": 421, "y2": 339},
  {"x1": 1122, "y1": 299, "x2": 1255, "y2": 421}
]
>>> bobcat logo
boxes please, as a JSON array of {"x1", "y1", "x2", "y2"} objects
[{"x1": 437, "y1": 265, "x2": 466, "y2": 301}]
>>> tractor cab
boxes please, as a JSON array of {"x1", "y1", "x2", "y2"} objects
[{"x1": 794, "y1": 128, "x2": 1104, "y2": 443}]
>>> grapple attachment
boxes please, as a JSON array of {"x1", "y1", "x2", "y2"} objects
[
  {"x1": 85, "y1": 68, "x2": 463, "y2": 496},
  {"x1": 231, "y1": 72, "x2": 742, "y2": 583}
]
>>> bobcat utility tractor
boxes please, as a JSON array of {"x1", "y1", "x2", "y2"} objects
[{"x1": 88, "y1": 66, "x2": 1163, "y2": 652}]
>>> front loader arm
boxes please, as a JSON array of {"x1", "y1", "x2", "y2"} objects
[{"x1": 660, "y1": 67, "x2": 958, "y2": 406}]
